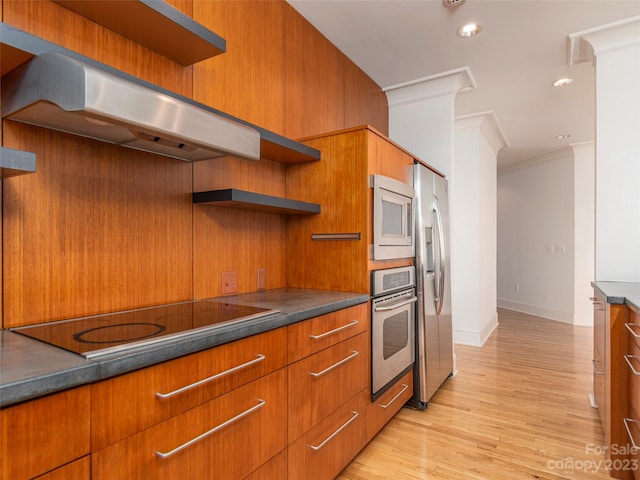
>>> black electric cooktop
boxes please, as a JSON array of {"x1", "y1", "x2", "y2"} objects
[{"x1": 11, "y1": 300, "x2": 279, "y2": 359}]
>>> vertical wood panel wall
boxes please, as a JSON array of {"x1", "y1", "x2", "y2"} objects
[{"x1": 1, "y1": 0, "x2": 388, "y2": 328}]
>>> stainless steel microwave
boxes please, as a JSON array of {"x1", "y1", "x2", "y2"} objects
[{"x1": 371, "y1": 174, "x2": 415, "y2": 260}]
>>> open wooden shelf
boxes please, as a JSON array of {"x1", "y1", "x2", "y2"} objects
[
  {"x1": 52, "y1": 0, "x2": 225, "y2": 65},
  {"x1": 193, "y1": 189, "x2": 320, "y2": 215}
]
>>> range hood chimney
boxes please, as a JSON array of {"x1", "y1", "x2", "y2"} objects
[{"x1": 1, "y1": 52, "x2": 260, "y2": 162}]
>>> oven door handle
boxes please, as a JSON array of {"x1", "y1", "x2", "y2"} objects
[{"x1": 373, "y1": 296, "x2": 417, "y2": 312}]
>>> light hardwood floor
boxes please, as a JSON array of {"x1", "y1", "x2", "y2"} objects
[{"x1": 339, "y1": 308, "x2": 613, "y2": 480}]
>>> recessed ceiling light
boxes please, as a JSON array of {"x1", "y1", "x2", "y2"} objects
[
  {"x1": 457, "y1": 23, "x2": 482, "y2": 38},
  {"x1": 555, "y1": 134, "x2": 571, "y2": 140},
  {"x1": 552, "y1": 78, "x2": 573, "y2": 87}
]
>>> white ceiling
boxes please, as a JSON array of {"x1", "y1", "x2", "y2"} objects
[{"x1": 286, "y1": 0, "x2": 640, "y2": 169}]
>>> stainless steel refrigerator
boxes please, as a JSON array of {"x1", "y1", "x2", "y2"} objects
[{"x1": 409, "y1": 163, "x2": 454, "y2": 409}]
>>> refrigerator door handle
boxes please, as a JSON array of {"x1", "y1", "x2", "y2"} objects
[{"x1": 433, "y1": 195, "x2": 446, "y2": 315}]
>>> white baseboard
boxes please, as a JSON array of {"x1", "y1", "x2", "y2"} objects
[
  {"x1": 453, "y1": 312, "x2": 499, "y2": 347},
  {"x1": 497, "y1": 298, "x2": 574, "y2": 324}
]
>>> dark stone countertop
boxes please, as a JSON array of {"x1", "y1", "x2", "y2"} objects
[
  {"x1": 591, "y1": 281, "x2": 640, "y2": 311},
  {"x1": 0, "y1": 288, "x2": 369, "y2": 408}
]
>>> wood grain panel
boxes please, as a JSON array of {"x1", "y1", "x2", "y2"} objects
[
  {"x1": 193, "y1": 206, "x2": 286, "y2": 299},
  {"x1": 0, "y1": 386, "x2": 90, "y2": 480},
  {"x1": 288, "y1": 391, "x2": 367, "y2": 480},
  {"x1": 33, "y1": 457, "x2": 90, "y2": 480},
  {"x1": 286, "y1": 129, "x2": 369, "y2": 292},
  {"x1": 283, "y1": 2, "x2": 345, "y2": 139},
  {"x1": 3, "y1": 0, "x2": 192, "y2": 97},
  {"x1": 366, "y1": 369, "x2": 413, "y2": 442},
  {"x1": 2, "y1": 123, "x2": 193, "y2": 326},
  {"x1": 193, "y1": 0, "x2": 286, "y2": 135},
  {"x1": 244, "y1": 450, "x2": 287, "y2": 480},
  {"x1": 288, "y1": 332, "x2": 368, "y2": 442},
  {"x1": 344, "y1": 59, "x2": 389, "y2": 136},
  {"x1": 92, "y1": 369, "x2": 287, "y2": 480},
  {"x1": 91, "y1": 328, "x2": 287, "y2": 450},
  {"x1": 287, "y1": 303, "x2": 368, "y2": 364},
  {"x1": 192, "y1": 156, "x2": 287, "y2": 299},
  {"x1": 609, "y1": 303, "x2": 631, "y2": 479}
]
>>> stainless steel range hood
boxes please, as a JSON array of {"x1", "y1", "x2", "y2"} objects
[{"x1": 1, "y1": 52, "x2": 260, "y2": 162}]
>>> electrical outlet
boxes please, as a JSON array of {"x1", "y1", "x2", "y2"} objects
[
  {"x1": 555, "y1": 244, "x2": 566, "y2": 254},
  {"x1": 221, "y1": 271, "x2": 237, "y2": 295},
  {"x1": 514, "y1": 283, "x2": 520, "y2": 292},
  {"x1": 545, "y1": 244, "x2": 554, "y2": 254},
  {"x1": 257, "y1": 267, "x2": 266, "y2": 290}
]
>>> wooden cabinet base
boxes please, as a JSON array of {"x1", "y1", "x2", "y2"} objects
[
  {"x1": 366, "y1": 369, "x2": 414, "y2": 442},
  {"x1": 1, "y1": 386, "x2": 90, "y2": 480},
  {"x1": 92, "y1": 370, "x2": 287, "y2": 480},
  {"x1": 288, "y1": 392, "x2": 367, "y2": 480}
]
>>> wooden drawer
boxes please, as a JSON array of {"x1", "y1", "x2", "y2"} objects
[
  {"x1": 366, "y1": 369, "x2": 413, "y2": 442},
  {"x1": 0, "y1": 386, "x2": 90, "y2": 480},
  {"x1": 287, "y1": 304, "x2": 368, "y2": 363},
  {"x1": 91, "y1": 327, "x2": 287, "y2": 450},
  {"x1": 92, "y1": 369, "x2": 287, "y2": 480},
  {"x1": 243, "y1": 450, "x2": 287, "y2": 480},
  {"x1": 33, "y1": 457, "x2": 90, "y2": 480},
  {"x1": 288, "y1": 332, "x2": 368, "y2": 441},
  {"x1": 288, "y1": 391, "x2": 367, "y2": 480}
]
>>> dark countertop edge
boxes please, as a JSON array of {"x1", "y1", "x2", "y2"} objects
[
  {"x1": 591, "y1": 281, "x2": 640, "y2": 311},
  {"x1": 1, "y1": 292, "x2": 369, "y2": 407},
  {"x1": 0, "y1": 364, "x2": 98, "y2": 407}
]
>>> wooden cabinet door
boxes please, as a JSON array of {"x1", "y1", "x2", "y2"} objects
[
  {"x1": 1, "y1": 386, "x2": 90, "y2": 480},
  {"x1": 92, "y1": 369, "x2": 287, "y2": 480},
  {"x1": 366, "y1": 369, "x2": 413, "y2": 442},
  {"x1": 287, "y1": 303, "x2": 368, "y2": 363},
  {"x1": 288, "y1": 391, "x2": 367, "y2": 480},
  {"x1": 91, "y1": 327, "x2": 287, "y2": 450},
  {"x1": 288, "y1": 332, "x2": 368, "y2": 442}
]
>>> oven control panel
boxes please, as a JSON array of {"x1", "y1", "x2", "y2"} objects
[{"x1": 371, "y1": 266, "x2": 415, "y2": 297}]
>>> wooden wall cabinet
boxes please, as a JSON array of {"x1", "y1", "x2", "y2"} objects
[
  {"x1": 286, "y1": 126, "x2": 419, "y2": 293},
  {"x1": 0, "y1": 386, "x2": 90, "y2": 480}
]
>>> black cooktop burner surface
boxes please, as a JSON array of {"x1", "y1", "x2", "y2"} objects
[{"x1": 11, "y1": 300, "x2": 279, "y2": 359}]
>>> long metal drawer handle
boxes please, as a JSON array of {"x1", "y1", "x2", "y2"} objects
[
  {"x1": 156, "y1": 354, "x2": 266, "y2": 399},
  {"x1": 309, "y1": 351, "x2": 359, "y2": 377},
  {"x1": 626, "y1": 323, "x2": 640, "y2": 339},
  {"x1": 378, "y1": 384, "x2": 409, "y2": 409},
  {"x1": 156, "y1": 399, "x2": 265, "y2": 459},
  {"x1": 624, "y1": 355, "x2": 640, "y2": 376},
  {"x1": 373, "y1": 296, "x2": 417, "y2": 312},
  {"x1": 308, "y1": 411, "x2": 359, "y2": 451},
  {"x1": 309, "y1": 320, "x2": 359, "y2": 340},
  {"x1": 623, "y1": 418, "x2": 640, "y2": 453},
  {"x1": 592, "y1": 358, "x2": 605, "y2": 376}
]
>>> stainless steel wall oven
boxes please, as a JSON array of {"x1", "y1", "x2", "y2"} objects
[{"x1": 370, "y1": 266, "x2": 416, "y2": 400}]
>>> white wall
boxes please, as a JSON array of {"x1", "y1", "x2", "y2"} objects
[
  {"x1": 573, "y1": 143, "x2": 596, "y2": 326},
  {"x1": 593, "y1": 40, "x2": 640, "y2": 281},
  {"x1": 497, "y1": 149, "x2": 576, "y2": 323},
  {"x1": 452, "y1": 113, "x2": 504, "y2": 346}
]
